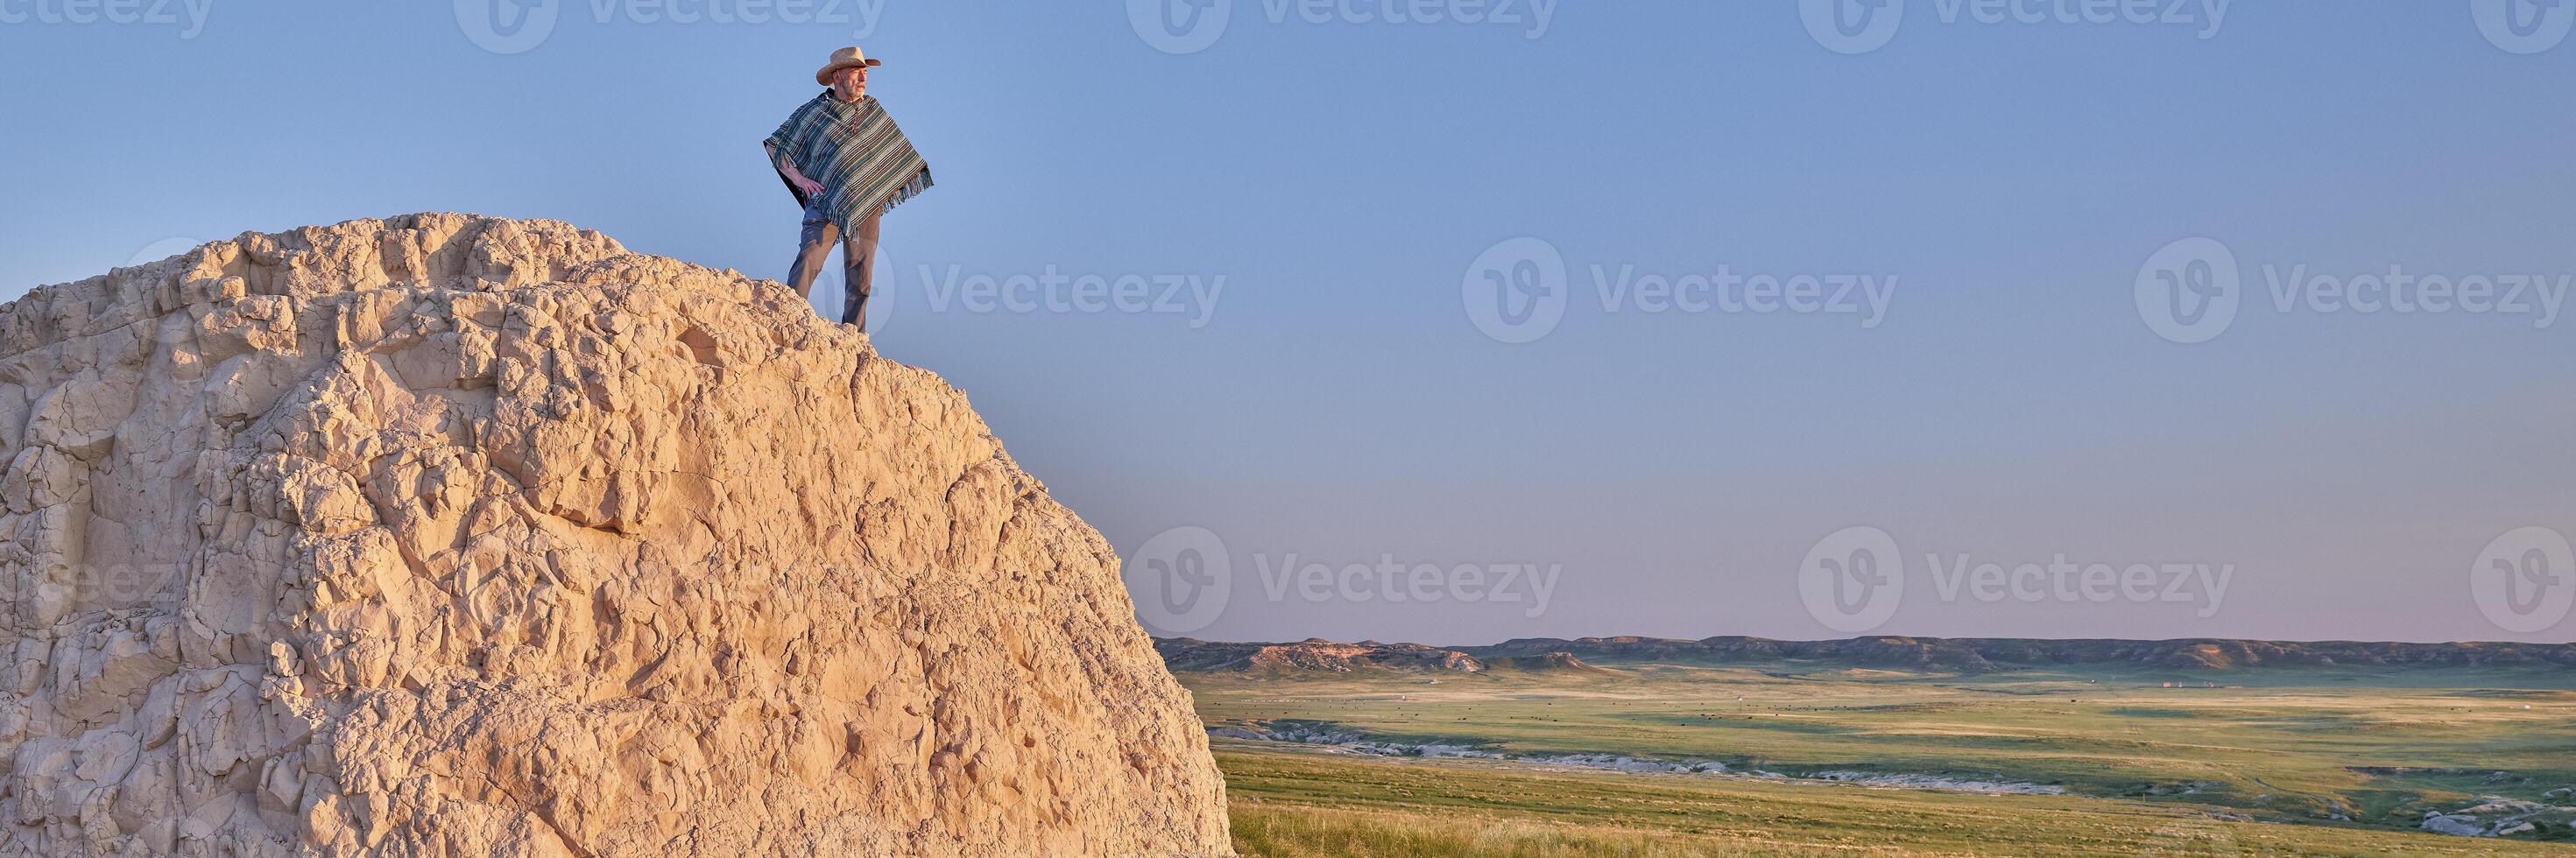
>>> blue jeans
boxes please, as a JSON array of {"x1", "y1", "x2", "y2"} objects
[
  {"x1": 799, "y1": 195, "x2": 835, "y2": 246},
  {"x1": 787, "y1": 196, "x2": 882, "y2": 330}
]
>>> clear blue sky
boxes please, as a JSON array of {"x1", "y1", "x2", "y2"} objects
[{"x1": 4, "y1": 2, "x2": 2571, "y2": 645}]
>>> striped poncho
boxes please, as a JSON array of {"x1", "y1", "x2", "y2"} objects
[{"x1": 764, "y1": 91, "x2": 934, "y2": 232}]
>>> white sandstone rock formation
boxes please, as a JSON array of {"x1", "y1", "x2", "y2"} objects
[{"x1": 0, "y1": 214, "x2": 1233, "y2": 856}]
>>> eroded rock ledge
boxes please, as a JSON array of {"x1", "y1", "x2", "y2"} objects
[{"x1": 0, "y1": 214, "x2": 1232, "y2": 857}]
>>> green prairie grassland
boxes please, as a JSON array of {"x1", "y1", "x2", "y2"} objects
[{"x1": 1182, "y1": 661, "x2": 2576, "y2": 856}]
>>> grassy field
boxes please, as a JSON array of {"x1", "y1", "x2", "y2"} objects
[
  {"x1": 1179, "y1": 661, "x2": 2576, "y2": 855},
  {"x1": 1221, "y1": 748, "x2": 2567, "y2": 856}
]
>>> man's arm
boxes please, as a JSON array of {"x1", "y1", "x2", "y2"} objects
[{"x1": 766, "y1": 142, "x2": 825, "y2": 198}]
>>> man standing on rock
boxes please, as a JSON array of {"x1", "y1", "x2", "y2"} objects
[{"x1": 765, "y1": 46, "x2": 935, "y2": 332}]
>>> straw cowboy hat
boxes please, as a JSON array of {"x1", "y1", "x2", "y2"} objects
[{"x1": 815, "y1": 46, "x2": 883, "y2": 86}]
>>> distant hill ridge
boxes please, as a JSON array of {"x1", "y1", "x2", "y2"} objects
[
  {"x1": 1157, "y1": 636, "x2": 2576, "y2": 674},
  {"x1": 1153, "y1": 638, "x2": 1601, "y2": 675}
]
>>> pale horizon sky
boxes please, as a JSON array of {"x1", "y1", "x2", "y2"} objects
[{"x1": 3, "y1": 3, "x2": 2571, "y2": 647}]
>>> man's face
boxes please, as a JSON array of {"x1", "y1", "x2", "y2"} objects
[{"x1": 832, "y1": 67, "x2": 869, "y2": 101}]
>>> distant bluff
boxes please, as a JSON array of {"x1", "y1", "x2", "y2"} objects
[
  {"x1": 1153, "y1": 638, "x2": 1599, "y2": 675},
  {"x1": 0, "y1": 214, "x2": 1232, "y2": 856},
  {"x1": 1469, "y1": 636, "x2": 2576, "y2": 672},
  {"x1": 1159, "y1": 636, "x2": 2576, "y2": 676}
]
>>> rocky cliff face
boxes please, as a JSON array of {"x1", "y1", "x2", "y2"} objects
[{"x1": 0, "y1": 214, "x2": 1232, "y2": 856}]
